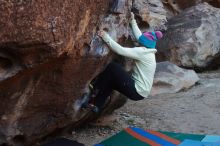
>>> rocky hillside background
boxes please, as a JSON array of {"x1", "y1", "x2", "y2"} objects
[{"x1": 0, "y1": 0, "x2": 220, "y2": 146}]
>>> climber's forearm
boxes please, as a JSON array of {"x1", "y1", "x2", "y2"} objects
[
  {"x1": 130, "y1": 18, "x2": 142, "y2": 40},
  {"x1": 102, "y1": 33, "x2": 129, "y2": 55},
  {"x1": 101, "y1": 33, "x2": 140, "y2": 60}
]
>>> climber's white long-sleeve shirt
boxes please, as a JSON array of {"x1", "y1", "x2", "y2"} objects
[{"x1": 101, "y1": 19, "x2": 157, "y2": 98}]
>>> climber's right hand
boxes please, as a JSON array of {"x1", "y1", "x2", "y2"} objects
[
  {"x1": 98, "y1": 30, "x2": 106, "y2": 38},
  {"x1": 130, "y1": 12, "x2": 135, "y2": 21}
]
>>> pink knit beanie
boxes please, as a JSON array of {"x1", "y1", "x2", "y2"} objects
[
  {"x1": 143, "y1": 31, "x2": 163, "y2": 41},
  {"x1": 155, "y1": 31, "x2": 163, "y2": 40}
]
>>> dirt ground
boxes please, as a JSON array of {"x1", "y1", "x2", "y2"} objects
[{"x1": 67, "y1": 70, "x2": 220, "y2": 146}]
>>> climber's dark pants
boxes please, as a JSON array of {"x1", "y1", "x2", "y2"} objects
[{"x1": 91, "y1": 62, "x2": 144, "y2": 109}]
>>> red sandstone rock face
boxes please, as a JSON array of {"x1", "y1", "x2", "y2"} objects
[{"x1": 0, "y1": 0, "x2": 118, "y2": 145}]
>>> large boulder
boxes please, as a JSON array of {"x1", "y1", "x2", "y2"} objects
[
  {"x1": 1, "y1": 0, "x2": 214, "y2": 145},
  {"x1": 132, "y1": 0, "x2": 167, "y2": 30},
  {"x1": 151, "y1": 61, "x2": 199, "y2": 95},
  {"x1": 0, "y1": 0, "x2": 133, "y2": 145},
  {"x1": 174, "y1": 0, "x2": 220, "y2": 9},
  {"x1": 157, "y1": 3, "x2": 220, "y2": 70},
  {"x1": 162, "y1": 0, "x2": 220, "y2": 18}
]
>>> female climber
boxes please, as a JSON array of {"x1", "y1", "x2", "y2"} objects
[{"x1": 80, "y1": 12, "x2": 163, "y2": 113}]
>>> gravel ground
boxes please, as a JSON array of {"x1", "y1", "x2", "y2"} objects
[{"x1": 65, "y1": 70, "x2": 220, "y2": 146}]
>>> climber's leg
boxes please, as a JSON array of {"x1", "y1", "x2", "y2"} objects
[{"x1": 91, "y1": 62, "x2": 144, "y2": 110}]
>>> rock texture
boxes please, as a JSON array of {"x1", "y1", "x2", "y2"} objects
[
  {"x1": 175, "y1": 0, "x2": 220, "y2": 9},
  {"x1": 0, "y1": 0, "x2": 131, "y2": 145},
  {"x1": 151, "y1": 61, "x2": 199, "y2": 96},
  {"x1": 157, "y1": 3, "x2": 220, "y2": 70},
  {"x1": 132, "y1": 0, "x2": 167, "y2": 30},
  {"x1": 162, "y1": 0, "x2": 220, "y2": 18}
]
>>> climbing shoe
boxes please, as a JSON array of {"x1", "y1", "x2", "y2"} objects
[{"x1": 82, "y1": 103, "x2": 100, "y2": 113}]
